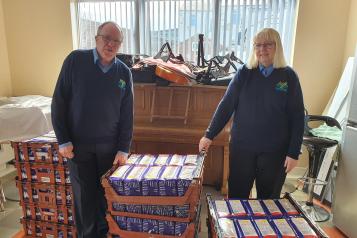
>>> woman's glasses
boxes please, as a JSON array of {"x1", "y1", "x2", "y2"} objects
[{"x1": 254, "y1": 42, "x2": 275, "y2": 50}]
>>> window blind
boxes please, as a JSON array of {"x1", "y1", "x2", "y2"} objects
[{"x1": 73, "y1": 0, "x2": 298, "y2": 63}]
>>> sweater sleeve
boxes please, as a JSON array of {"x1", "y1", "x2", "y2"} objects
[
  {"x1": 205, "y1": 67, "x2": 244, "y2": 140},
  {"x1": 116, "y1": 68, "x2": 134, "y2": 153},
  {"x1": 286, "y1": 68, "x2": 305, "y2": 159},
  {"x1": 51, "y1": 52, "x2": 74, "y2": 145}
]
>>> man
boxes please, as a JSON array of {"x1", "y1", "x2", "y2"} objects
[{"x1": 51, "y1": 21, "x2": 133, "y2": 238}]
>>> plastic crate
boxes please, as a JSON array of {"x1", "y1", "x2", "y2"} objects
[
  {"x1": 16, "y1": 162, "x2": 71, "y2": 185},
  {"x1": 102, "y1": 163, "x2": 203, "y2": 222},
  {"x1": 21, "y1": 202, "x2": 74, "y2": 225},
  {"x1": 21, "y1": 218, "x2": 76, "y2": 238},
  {"x1": 101, "y1": 160, "x2": 204, "y2": 204},
  {"x1": 106, "y1": 210, "x2": 200, "y2": 238},
  {"x1": 16, "y1": 179, "x2": 73, "y2": 206},
  {"x1": 12, "y1": 141, "x2": 67, "y2": 165}
]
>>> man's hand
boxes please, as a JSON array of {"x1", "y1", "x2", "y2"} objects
[
  {"x1": 284, "y1": 156, "x2": 298, "y2": 173},
  {"x1": 113, "y1": 153, "x2": 127, "y2": 165},
  {"x1": 59, "y1": 144, "x2": 74, "y2": 159},
  {"x1": 199, "y1": 137, "x2": 212, "y2": 153}
]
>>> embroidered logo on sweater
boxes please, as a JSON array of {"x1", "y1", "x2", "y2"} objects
[
  {"x1": 118, "y1": 79, "x2": 126, "y2": 89},
  {"x1": 275, "y1": 81, "x2": 288, "y2": 92}
]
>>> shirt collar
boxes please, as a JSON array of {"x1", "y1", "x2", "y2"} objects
[
  {"x1": 259, "y1": 64, "x2": 274, "y2": 77},
  {"x1": 92, "y1": 48, "x2": 117, "y2": 66},
  {"x1": 259, "y1": 64, "x2": 273, "y2": 71}
]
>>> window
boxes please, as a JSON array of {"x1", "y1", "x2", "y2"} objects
[{"x1": 72, "y1": 0, "x2": 298, "y2": 63}]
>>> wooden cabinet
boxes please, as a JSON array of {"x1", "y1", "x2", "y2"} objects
[{"x1": 132, "y1": 83, "x2": 230, "y2": 194}]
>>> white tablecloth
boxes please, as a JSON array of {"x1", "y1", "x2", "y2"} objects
[{"x1": 0, "y1": 95, "x2": 52, "y2": 142}]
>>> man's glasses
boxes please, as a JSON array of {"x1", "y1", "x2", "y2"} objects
[
  {"x1": 254, "y1": 42, "x2": 275, "y2": 50},
  {"x1": 97, "y1": 35, "x2": 121, "y2": 46}
]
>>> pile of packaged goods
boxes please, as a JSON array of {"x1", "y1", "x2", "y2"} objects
[
  {"x1": 207, "y1": 194, "x2": 328, "y2": 238},
  {"x1": 102, "y1": 153, "x2": 204, "y2": 238},
  {"x1": 11, "y1": 131, "x2": 76, "y2": 238}
]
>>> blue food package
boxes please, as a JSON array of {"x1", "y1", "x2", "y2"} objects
[
  {"x1": 276, "y1": 199, "x2": 299, "y2": 215},
  {"x1": 158, "y1": 166, "x2": 181, "y2": 196},
  {"x1": 289, "y1": 217, "x2": 318, "y2": 238},
  {"x1": 126, "y1": 204, "x2": 142, "y2": 214},
  {"x1": 272, "y1": 218, "x2": 297, "y2": 237},
  {"x1": 142, "y1": 205, "x2": 174, "y2": 217},
  {"x1": 114, "y1": 215, "x2": 127, "y2": 230},
  {"x1": 175, "y1": 222, "x2": 189, "y2": 236},
  {"x1": 112, "y1": 202, "x2": 126, "y2": 212},
  {"x1": 28, "y1": 145, "x2": 51, "y2": 163},
  {"x1": 228, "y1": 200, "x2": 247, "y2": 217},
  {"x1": 137, "y1": 154, "x2": 156, "y2": 166},
  {"x1": 142, "y1": 166, "x2": 164, "y2": 196},
  {"x1": 109, "y1": 165, "x2": 133, "y2": 195},
  {"x1": 174, "y1": 204, "x2": 190, "y2": 218},
  {"x1": 214, "y1": 200, "x2": 231, "y2": 217},
  {"x1": 127, "y1": 217, "x2": 143, "y2": 232},
  {"x1": 218, "y1": 218, "x2": 238, "y2": 237},
  {"x1": 254, "y1": 218, "x2": 278, "y2": 237},
  {"x1": 168, "y1": 154, "x2": 185, "y2": 166},
  {"x1": 143, "y1": 219, "x2": 159, "y2": 234},
  {"x1": 235, "y1": 219, "x2": 259, "y2": 237},
  {"x1": 245, "y1": 200, "x2": 266, "y2": 216},
  {"x1": 154, "y1": 154, "x2": 171, "y2": 166},
  {"x1": 177, "y1": 165, "x2": 196, "y2": 196},
  {"x1": 123, "y1": 166, "x2": 147, "y2": 196},
  {"x1": 261, "y1": 200, "x2": 283, "y2": 216},
  {"x1": 127, "y1": 154, "x2": 142, "y2": 164},
  {"x1": 158, "y1": 220, "x2": 175, "y2": 235},
  {"x1": 183, "y1": 154, "x2": 199, "y2": 165}
]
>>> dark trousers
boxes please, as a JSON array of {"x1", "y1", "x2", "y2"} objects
[
  {"x1": 68, "y1": 143, "x2": 117, "y2": 238},
  {"x1": 228, "y1": 145, "x2": 287, "y2": 199}
]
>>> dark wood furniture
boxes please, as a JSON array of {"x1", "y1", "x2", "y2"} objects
[{"x1": 131, "y1": 83, "x2": 230, "y2": 194}]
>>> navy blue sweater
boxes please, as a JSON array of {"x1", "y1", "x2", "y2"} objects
[
  {"x1": 51, "y1": 50, "x2": 133, "y2": 153},
  {"x1": 205, "y1": 65, "x2": 304, "y2": 159}
]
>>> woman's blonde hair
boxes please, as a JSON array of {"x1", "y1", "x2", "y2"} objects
[{"x1": 246, "y1": 28, "x2": 287, "y2": 69}]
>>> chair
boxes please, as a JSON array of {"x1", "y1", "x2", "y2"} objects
[{"x1": 299, "y1": 113, "x2": 341, "y2": 222}]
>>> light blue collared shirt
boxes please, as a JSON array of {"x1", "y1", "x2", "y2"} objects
[
  {"x1": 93, "y1": 48, "x2": 117, "y2": 73},
  {"x1": 259, "y1": 64, "x2": 274, "y2": 77}
]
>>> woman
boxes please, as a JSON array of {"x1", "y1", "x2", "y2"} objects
[{"x1": 199, "y1": 28, "x2": 304, "y2": 199}]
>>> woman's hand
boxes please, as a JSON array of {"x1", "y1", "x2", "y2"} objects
[
  {"x1": 199, "y1": 137, "x2": 212, "y2": 153},
  {"x1": 284, "y1": 156, "x2": 298, "y2": 173}
]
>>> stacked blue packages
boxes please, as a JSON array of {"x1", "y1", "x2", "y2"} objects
[
  {"x1": 183, "y1": 154, "x2": 199, "y2": 165},
  {"x1": 158, "y1": 220, "x2": 176, "y2": 235},
  {"x1": 109, "y1": 165, "x2": 133, "y2": 195},
  {"x1": 174, "y1": 204, "x2": 190, "y2": 218},
  {"x1": 153, "y1": 154, "x2": 171, "y2": 166},
  {"x1": 177, "y1": 166, "x2": 196, "y2": 196},
  {"x1": 126, "y1": 154, "x2": 142, "y2": 164},
  {"x1": 123, "y1": 166, "x2": 147, "y2": 196},
  {"x1": 127, "y1": 217, "x2": 143, "y2": 232},
  {"x1": 168, "y1": 154, "x2": 185, "y2": 166},
  {"x1": 137, "y1": 155, "x2": 156, "y2": 166},
  {"x1": 143, "y1": 219, "x2": 159, "y2": 234},
  {"x1": 158, "y1": 166, "x2": 181, "y2": 196},
  {"x1": 112, "y1": 202, "x2": 126, "y2": 212},
  {"x1": 141, "y1": 166, "x2": 163, "y2": 196},
  {"x1": 175, "y1": 222, "x2": 189, "y2": 236}
]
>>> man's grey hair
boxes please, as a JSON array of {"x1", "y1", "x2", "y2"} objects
[{"x1": 97, "y1": 21, "x2": 124, "y2": 43}]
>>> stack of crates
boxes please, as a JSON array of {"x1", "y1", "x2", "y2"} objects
[
  {"x1": 11, "y1": 131, "x2": 76, "y2": 238},
  {"x1": 101, "y1": 153, "x2": 205, "y2": 238}
]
